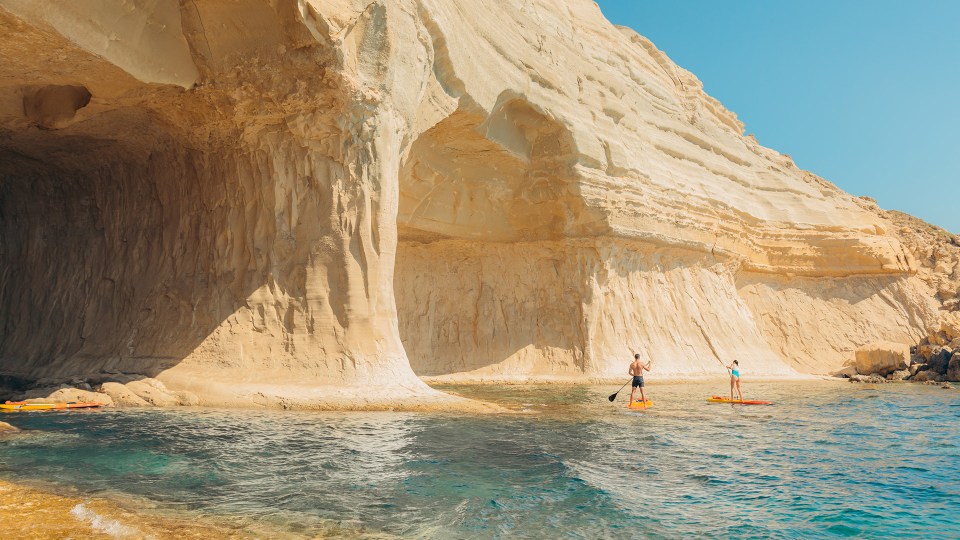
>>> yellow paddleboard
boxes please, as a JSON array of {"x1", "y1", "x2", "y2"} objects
[{"x1": 626, "y1": 400, "x2": 653, "y2": 409}]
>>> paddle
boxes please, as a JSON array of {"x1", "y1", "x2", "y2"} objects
[{"x1": 608, "y1": 379, "x2": 631, "y2": 402}]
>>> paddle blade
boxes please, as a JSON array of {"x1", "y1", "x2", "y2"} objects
[{"x1": 608, "y1": 392, "x2": 618, "y2": 402}]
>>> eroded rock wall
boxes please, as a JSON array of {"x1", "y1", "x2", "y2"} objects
[
  {"x1": 0, "y1": 0, "x2": 457, "y2": 407},
  {"x1": 0, "y1": 0, "x2": 949, "y2": 406},
  {"x1": 397, "y1": 239, "x2": 801, "y2": 381},
  {"x1": 391, "y1": 0, "x2": 937, "y2": 379}
]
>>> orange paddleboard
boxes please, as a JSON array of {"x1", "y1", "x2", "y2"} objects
[
  {"x1": 1, "y1": 401, "x2": 105, "y2": 411},
  {"x1": 706, "y1": 395, "x2": 773, "y2": 405},
  {"x1": 626, "y1": 400, "x2": 654, "y2": 409}
]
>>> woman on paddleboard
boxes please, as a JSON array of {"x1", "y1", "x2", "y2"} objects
[{"x1": 726, "y1": 360, "x2": 743, "y2": 402}]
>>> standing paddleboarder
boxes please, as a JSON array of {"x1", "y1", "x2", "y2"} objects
[
  {"x1": 629, "y1": 353, "x2": 653, "y2": 408},
  {"x1": 726, "y1": 360, "x2": 743, "y2": 402}
]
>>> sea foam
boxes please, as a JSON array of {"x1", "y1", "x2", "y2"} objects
[{"x1": 69, "y1": 503, "x2": 143, "y2": 539}]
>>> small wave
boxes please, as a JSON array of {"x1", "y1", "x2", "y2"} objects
[{"x1": 70, "y1": 503, "x2": 145, "y2": 539}]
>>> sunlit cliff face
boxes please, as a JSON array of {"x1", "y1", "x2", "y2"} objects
[
  {"x1": 0, "y1": 2, "x2": 438, "y2": 406},
  {"x1": 0, "y1": 0, "x2": 943, "y2": 406}
]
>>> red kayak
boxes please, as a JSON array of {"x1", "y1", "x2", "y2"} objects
[{"x1": 706, "y1": 395, "x2": 773, "y2": 405}]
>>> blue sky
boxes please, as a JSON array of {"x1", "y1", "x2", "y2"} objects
[{"x1": 595, "y1": 0, "x2": 960, "y2": 233}]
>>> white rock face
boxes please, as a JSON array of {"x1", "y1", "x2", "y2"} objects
[
  {"x1": 853, "y1": 342, "x2": 911, "y2": 377},
  {"x1": 0, "y1": 0, "x2": 946, "y2": 406}
]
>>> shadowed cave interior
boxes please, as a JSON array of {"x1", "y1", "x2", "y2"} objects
[
  {"x1": 0, "y1": 83, "x2": 600, "y2": 388},
  {"x1": 0, "y1": 91, "x2": 278, "y2": 389}
]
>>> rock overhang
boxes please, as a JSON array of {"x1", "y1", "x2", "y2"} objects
[{"x1": 0, "y1": 0, "x2": 940, "y2": 405}]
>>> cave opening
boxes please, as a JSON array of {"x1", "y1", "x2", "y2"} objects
[
  {"x1": 0, "y1": 103, "x2": 251, "y2": 386},
  {"x1": 394, "y1": 97, "x2": 598, "y2": 379}
]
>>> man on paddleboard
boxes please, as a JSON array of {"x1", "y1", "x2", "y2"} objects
[{"x1": 629, "y1": 353, "x2": 653, "y2": 408}]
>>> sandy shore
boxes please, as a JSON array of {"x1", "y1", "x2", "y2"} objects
[
  {"x1": 0, "y1": 479, "x2": 398, "y2": 539},
  {"x1": 0, "y1": 480, "x2": 251, "y2": 539}
]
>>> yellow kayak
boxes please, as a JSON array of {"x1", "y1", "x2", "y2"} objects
[
  {"x1": 1, "y1": 401, "x2": 105, "y2": 411},
  {"x1": 626, "y1": 399, "x2": 653, "y2": 409}
]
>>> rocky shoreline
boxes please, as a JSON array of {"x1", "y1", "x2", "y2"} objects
[
  {"x1": 837, "y1": 320, "x2": 960, "y2": 387},
  {"x1": 2, "y1": 375, "x2": 507, "y2": 413}
]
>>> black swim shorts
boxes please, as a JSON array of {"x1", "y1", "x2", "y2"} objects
[{"x1": 632, "y1": 375, "x2": 644, "y2": 388}]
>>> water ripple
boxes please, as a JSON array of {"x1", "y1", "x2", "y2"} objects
[{"x1": 1, "y1": 381, "x2": 958, "y2": 538}]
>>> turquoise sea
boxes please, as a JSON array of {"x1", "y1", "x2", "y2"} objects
[{"x1": 1, "y1": 381, "x2": 959, "y2": 538}]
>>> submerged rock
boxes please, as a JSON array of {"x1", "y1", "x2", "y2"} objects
[
  {"x1": 0, "y1": 421, "x2": 18, "y2": 433},
  {"x1": 850, "y1": 374, "x2": 886, "y2": 384}
]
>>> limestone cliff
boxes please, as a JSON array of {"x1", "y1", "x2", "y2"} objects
[{"x1": 0, "y1": 0, "x2": 947, "y2": 406}]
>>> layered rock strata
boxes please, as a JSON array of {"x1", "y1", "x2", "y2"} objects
[{"x1": 0, "y1": 0, "x2": 949, "y2": 406}]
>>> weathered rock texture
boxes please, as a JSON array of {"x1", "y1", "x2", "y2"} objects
[
  {"x1": 853, "y1": 342, "x2": 910, "y2": 377},
  {"x1": 0, "y1": 0, "x2": 951, "y2": 405}
]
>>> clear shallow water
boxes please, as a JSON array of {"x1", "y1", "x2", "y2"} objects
[{"x1": 1, "y1": 381, "x2": 959, "y2": 539}]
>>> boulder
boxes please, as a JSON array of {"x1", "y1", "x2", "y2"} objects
[
  {"x1": 0, "y1": 421, "x2": 18, "y2": 433},
  {"x1": 926, "y1": 348, "x2": 952, "y2": 375},
  {"x1": 125, "y1": 379, "x2": 180, "y2": 407},
  {"x1": 909, "y1": 364, "x2": 925, "y2": 376},
  {"x1": 174, "y1": 391, "x2": 201, "y2": 407},
  {"x1": 854, "y1": 342, "x2": 911, "y2": 376},
  {"x1": 919, "y1": 344, "x2": 937, "y2": 361},
  {"x1": 887, "y1": 369, "x2": 910, "y2": 381},
  {"x1": 97, "y1": 382, "x2": 150, "y2": 407},
  {"x1": 25, "y1": 388, "x2": 113, "y2": 406},
  {"x1": 946, "y1": 353, "x2": 960, "y2": 383},
  {"x1": 940, "y1": 319, "x2": 960, "y2": 342},
  {"x1": 832, "y1": 366, "x2": 859, "y2": 379}
]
